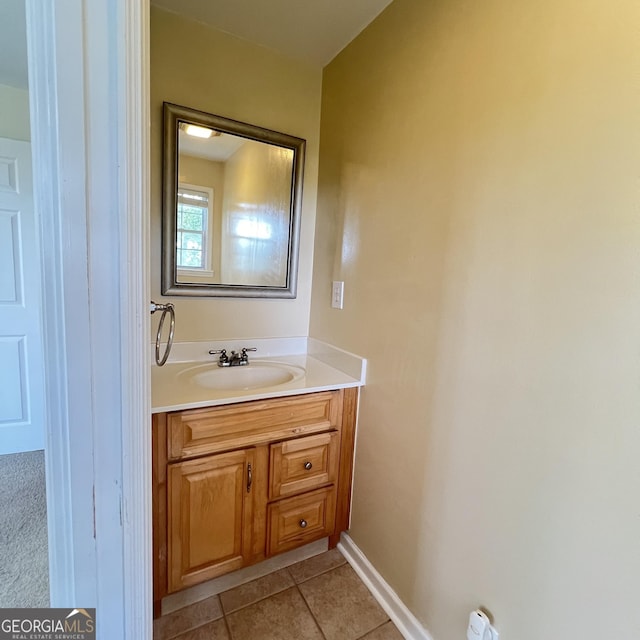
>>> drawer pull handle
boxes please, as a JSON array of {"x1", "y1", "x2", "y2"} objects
[
  {"x1": 299, "y1": 519, "x2": 308, "y2": 528},
  {"x1": 247, "y1": 463, "x2": 253, "y2": 493},
  {"x1": 304, "y1": 461, "x2": 313, "y2": 470}
]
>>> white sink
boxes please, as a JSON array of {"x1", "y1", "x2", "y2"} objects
[{"x1": 177, "y1": 360, "x2": 305, "y2": 391}]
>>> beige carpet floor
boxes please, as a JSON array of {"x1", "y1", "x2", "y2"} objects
[{"x1": 0, "y1": 450, "x2": 49, "y2": 607}]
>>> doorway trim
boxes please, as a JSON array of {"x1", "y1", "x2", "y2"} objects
[
  {"x1": 120, "y1": 1, "x2": 152, "y2": 636},
  {"x1": 26, "y1": 0, "x2": 150, "y2": 636}
]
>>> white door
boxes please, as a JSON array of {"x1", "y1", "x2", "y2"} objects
[{"x1": 0, "y1": 137, "x2": 44, "y2": 453}]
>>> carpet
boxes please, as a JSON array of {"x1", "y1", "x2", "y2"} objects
[{"x1": 0, "y1": 450, "x2": 49, "y2": 607}]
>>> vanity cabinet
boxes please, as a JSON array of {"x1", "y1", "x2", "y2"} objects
[{"x1": 153, "y1": 387, "x2": 358, "y2": 615}]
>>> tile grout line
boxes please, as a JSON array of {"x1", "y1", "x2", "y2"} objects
[
  {"x1": 221, "y1": 606, "x2": 233, "y2": 640},
  {"x1": 290, "y1": 558, "x2": 348, "y2": 587},
  {"x1": 295, "y1": 562, "x2": 394, "y2": 640},
  {"x1": 219, "y1": 568, "x2": 296, "y2": 616},
  {"x1": 295, "y1": 581, "x2": 328, "y2": 640},
  {"x1": 218, "y1": 561, "x2": 345, "y2": 617},
  {"x1": 220, "y1": 566, "x2": 327, "y2": 640},
  {"x1": 288, "y1": 565, "x2": 328, "y2": 640},
  {"x1": 221, "y1": 567, "x2": 303, "y2": 639},
  {"x1": 355, "y1": 618, "x2": 393, "y2": 639}
]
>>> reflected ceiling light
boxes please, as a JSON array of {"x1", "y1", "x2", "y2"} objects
[{"x1": 180, "y1": 123, "x2": 220, "y2": 139}]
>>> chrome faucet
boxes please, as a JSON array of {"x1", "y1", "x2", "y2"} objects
[{"x1": 208, "y1": 347, "x2": 257, "y2": 367}]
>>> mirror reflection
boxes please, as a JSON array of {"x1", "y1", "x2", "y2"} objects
[{"x1": 162, "y1": 103, "x2": 305, "y2": 298}]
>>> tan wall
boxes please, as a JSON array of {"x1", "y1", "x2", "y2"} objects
[
  {"x1": 0, "y1": 84, "x2": 30, "y2": 141},
  {"x1": 310, "y1": 0, "x2": 640, "y2": 638},
  {"x1": 151, "y1": 7, "x2": 322, "y2": 340}
]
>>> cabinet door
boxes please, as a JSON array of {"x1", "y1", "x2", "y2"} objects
[{"x1": 168, "y1": 448, "x2": 254, "y2": 593}]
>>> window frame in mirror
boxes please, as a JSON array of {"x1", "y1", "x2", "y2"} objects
[{"x1": 162, "y1": 102, "x2": 306, "y2": 298}]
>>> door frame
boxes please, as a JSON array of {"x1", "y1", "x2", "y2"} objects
[{"x1": 26, "y1": 0, "x2": 150, "y2": 636}]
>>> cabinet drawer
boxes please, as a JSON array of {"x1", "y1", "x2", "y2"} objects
[
  {"x1": 168, "y1": 391, "x2": 343, "y2": 460},
  {"x1": 269, "y1": 431, "x2": 339, "y2": 499},
  {"x1": 267, "y1": 486, "x2": 336, "y2": 556}
]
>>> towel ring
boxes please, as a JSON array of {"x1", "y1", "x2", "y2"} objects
[{"x1": 150, "y1": 302, "x2": 175, "y2": 366}]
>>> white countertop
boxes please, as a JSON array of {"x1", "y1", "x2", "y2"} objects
[{"x1": 151, "y1": 338, "x2": 366, "y2": 414}]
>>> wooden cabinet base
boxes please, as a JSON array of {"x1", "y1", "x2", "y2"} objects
[{"x1": 153, "y1": 388, "x2": 358, "y2": 611}]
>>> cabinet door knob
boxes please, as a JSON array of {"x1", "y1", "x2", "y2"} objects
[
  {"x1": 304, "y1": 461, "x2": 312, "y2": 470},
  {"x1": 299, "y1": 519, "x2": 308, "y2": 528}
]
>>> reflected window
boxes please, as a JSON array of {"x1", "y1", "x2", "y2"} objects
[{"x1": 176, "y1": 184, "x2": 213, "y2": 274}]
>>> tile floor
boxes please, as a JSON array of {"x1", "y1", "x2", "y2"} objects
[{"x1": 154, "y1": 549, "x2": 404, "y2": 640}]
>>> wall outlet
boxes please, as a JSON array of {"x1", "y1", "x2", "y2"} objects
[{"x1": 331, "y1": 281, "x2": 344, "y2": 309}]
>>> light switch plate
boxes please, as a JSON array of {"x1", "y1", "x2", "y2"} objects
[{"x1": 331, "y1": 281, "x2": 344, "y2": 309}]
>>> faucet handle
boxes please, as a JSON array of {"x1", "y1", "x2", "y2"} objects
[
  {"x1": 240, "y1": 347, "x2": 257, "y2": 363},
  {"x1": 209, "y1": 348, "x2": 229, "y2": 364}
]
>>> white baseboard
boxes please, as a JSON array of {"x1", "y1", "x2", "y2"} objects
[{"x1": 338, "y1": 533, "x2": 434, "y2": 640}]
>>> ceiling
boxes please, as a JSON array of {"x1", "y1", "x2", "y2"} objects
[
  {"x1": 0, "y1": 0, "x2": 28, "y2": 89},
  {"x1": 151, "y1": 0, "x2": 394, "y2": 66},
  {"x1": 0, "y1": 0, "x2": 394, "y2": 91},
  {"x1": 179, "y1": 129, "x2": 246, "y2": 162}
]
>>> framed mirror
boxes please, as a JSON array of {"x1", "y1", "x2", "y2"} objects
[{"x1": 162, "y1": 102, "x2": 305, "y2": 297}]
